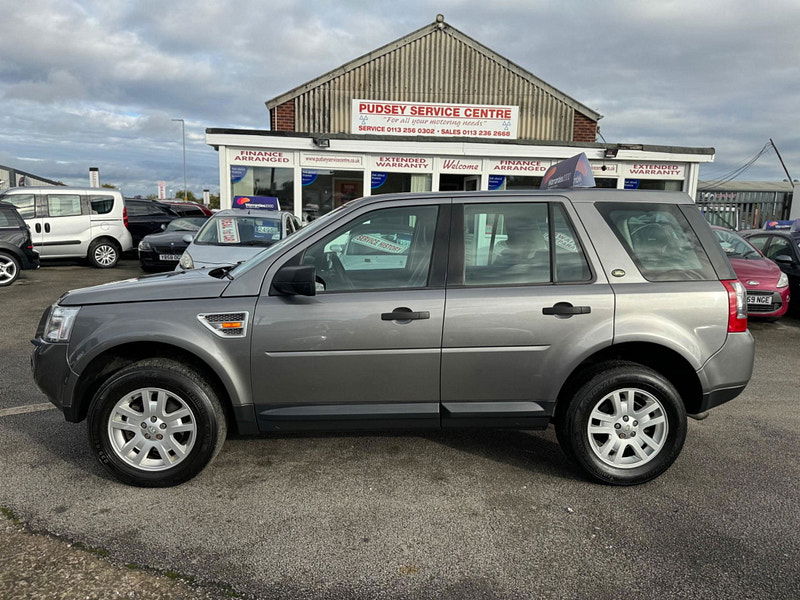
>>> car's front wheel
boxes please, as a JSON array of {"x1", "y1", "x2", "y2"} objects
[
  {"x1": 87, "y1": 358, "x2": 226, "y2": 487},
  {"x1": 556, "y1": 362, "x2": 687, "y2": 485}
]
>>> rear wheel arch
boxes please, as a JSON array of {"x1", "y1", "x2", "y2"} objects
[
  {"x1": 555, "y1": 342, "x2": 704, "y2": 418},
  {"x1": 73, "y1": 342, "x2": 243, "y2": 432}
]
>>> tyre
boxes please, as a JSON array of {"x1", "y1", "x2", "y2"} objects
[
  {"x1": 0, "y1": 252, "x2": 20, "y2": 286},
  {"x1": 87, "y1": 358, "x2": 227, "y2": 487},
  {"x1": 88, "y1": 239, "x2": 119, "y2": 268},
  {"x1": 555, "y1": 361, "x2": 687, "y2": 485}
]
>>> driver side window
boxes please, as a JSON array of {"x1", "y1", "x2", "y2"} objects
[{"x1": 301, "y1": 205, "x2": 439, "y2": 292}]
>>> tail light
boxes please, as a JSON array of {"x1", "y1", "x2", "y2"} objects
[
  {"x1": 721, "y1": 279, "x2": 748, "y2": 332},
  {"x1": 123, "y1": 207, "x2": 129, "y2": 229}
]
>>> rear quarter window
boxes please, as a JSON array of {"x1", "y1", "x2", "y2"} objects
[
  {"x1": 597, "y1": 202, "x2": 716, "y2": 281},
  {"x1": 0, "y1": 208, "x2": 21, "y2": 228}
]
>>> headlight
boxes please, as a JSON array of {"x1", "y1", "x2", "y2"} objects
[
  {"x1": 138, "y1": 240, "x2": 151, "y2": 251},
  {"x1": 777, "y1": 272, "x2": 789, "y2": 288},
  {"x1": 44, "y1": 305, "x2": 80, "y2": 342},
  {"x1": 179, "y1": 252, "x2": 194, "y2": 270}
]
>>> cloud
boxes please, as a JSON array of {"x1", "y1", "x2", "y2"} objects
[{"x1": 0, "y1": 0, "x2": 798, "y2": 197}]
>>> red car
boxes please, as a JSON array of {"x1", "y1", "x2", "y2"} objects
[
  {"x1": 161, "y1": 200, "x2": 214, "y2": 217},
  {"x1": 713, "y1": 226, "x2": 790, "y2": 319}
]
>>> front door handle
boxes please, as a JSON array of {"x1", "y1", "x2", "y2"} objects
[
  {"x1": 381, "y1": 307, "x2": 430, "y2": 321},
  {"x1": 542, "y1": 302, "x2": 591, "y2": 317},
  {"x1": 35, "y1": 223, "x2": 41, "y2": 233}
]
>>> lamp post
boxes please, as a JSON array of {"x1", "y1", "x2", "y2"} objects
[{"x1": 171, "y1": 118, "x2": 187, "y2": 200}]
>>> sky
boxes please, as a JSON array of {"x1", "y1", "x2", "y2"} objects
[{"x1": 0, "y1": 0, "x2": 798, "y2": 197}]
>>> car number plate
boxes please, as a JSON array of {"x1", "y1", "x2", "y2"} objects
[
  {"x1": 159, "y1": 254, "x2": 182, "y2": 261},
  {"x1": 746, "y1": 295, "x2": 772, "y2": 305}
]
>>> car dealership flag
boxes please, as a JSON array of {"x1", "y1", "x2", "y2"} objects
[{"x1": 540, "y1": 153, "x2": 595, "y2": 190}]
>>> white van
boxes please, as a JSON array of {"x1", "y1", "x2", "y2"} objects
[{"x1": 0, "y1": 186, "x2": 133, "y2": 268}]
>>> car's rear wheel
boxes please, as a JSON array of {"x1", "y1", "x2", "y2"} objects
[
  {"x1": 88, "y1": 239, "x2": 119, "y2": 268},
  {"x1": 0, "y1": 252, "x2": 20, "y2": 286},
  {"x1": 87, "y1": 358, "x2": 226, "y2": 487},
  {"x1": 555, "y1": 362, "x2": 687, "y2": 485}
]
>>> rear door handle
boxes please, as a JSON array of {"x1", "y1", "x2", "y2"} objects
[
  {"x1": 542, "y1": 302, "x2": 591, "y2": 316},
  {"x1": 381, "y1": 307, "x2": 430, "y2": 321},
  {"x1": 44, "y1": 222, "x2": 50, "y2": 233}
]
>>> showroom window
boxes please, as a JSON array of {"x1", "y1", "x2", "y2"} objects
[
  {"x1": 625, "y1": 179, "x2": 683, "y2": 191},
  {"x1": 370, "y1": 172, "x2": 431, "y2": 195},
  {"x1": 302, "y1": 169, "x2": 363, "y2": 218},
  {"x1": 231, "y1": 166, "x2": 294, "y2": 214},
  {"x1": 488, "y1": 175, "x2": 544, "y2": 191}
]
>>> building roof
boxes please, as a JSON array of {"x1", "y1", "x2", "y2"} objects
[
  {"x1": 697, "y1": 180, "x2": 794, "y2": 192},
  {"x1": 265, "y1": 16, "x2": 602, "y2": 122},
  {"x1": 205, "y1": 127, "x2": 715, "y2": 156},
  {"x1": 0, "y1": 164, "x2": 63, "y2": 187}
]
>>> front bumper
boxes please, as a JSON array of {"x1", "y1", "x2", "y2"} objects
[
  {"x1": 31, "y1": 339, "x2": 80, "y2": 421},
  {"x1": 138, "y1": 249, "x2": 181, "y2": 270},
  {"x1": 745, "y1": 287, "x2": 790, "y2": 318}
]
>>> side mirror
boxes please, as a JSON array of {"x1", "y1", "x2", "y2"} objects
[
  {"x1": 160, "y1": 223, "x2": 167, "y2": 231},
  {"x1": 270, "y1": 265, "x2": 316, "y2": 296},
  {"x1": 774, "y1": 254, "x2": 794, "y2": 264},
  {"x1": 182, "y1": 234, "x2": 194, "y2": 244}
]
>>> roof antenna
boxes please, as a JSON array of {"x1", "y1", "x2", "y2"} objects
[{"x1": 435, "y1": 14, "x2": 445, "y2": 29}]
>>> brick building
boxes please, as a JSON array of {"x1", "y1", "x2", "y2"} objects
[{"x1": 207, "y1": 16, "x2": 713, "y2": 216}]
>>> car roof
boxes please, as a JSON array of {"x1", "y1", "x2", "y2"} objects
[
  {"x1": 338, "y1": 189, "x2": 694, "y2": 210},
  {"x1": 2, "y1": 186, "x2": 122, "y2": 194},
  {"x1": 213, "y1": 209, "x2": 292, "y2": 217}
]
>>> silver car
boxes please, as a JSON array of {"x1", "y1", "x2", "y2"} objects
[
  {"x1": 177, "y1": 208, "x2": 301, "y2": 270},
  {"x1": 32, "y1": 190, "x2": 754, "y2": 487}
]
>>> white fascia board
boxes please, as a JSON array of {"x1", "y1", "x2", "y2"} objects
[{"x1": 206, "y1": 133, "x2": 714, "y2": 164}]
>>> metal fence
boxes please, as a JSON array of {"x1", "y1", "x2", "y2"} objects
[{"x1": 695, "y1": 190, "x2": 792, "y2": 230}]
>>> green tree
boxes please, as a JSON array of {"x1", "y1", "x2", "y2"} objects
[
  {"x1": 175, "y1": 190, "x2": 198, "y2": 202},
  {"x1": 145, "y1": 193, "x2": 158, "y2": 200},
  {"x1": 101, "y1": 183, "x2": 117, "y2": 189},
  {"x1": 208, "y1": 194, "x2": 220, "y2": 210}
]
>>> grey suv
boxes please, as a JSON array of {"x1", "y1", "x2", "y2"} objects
[{"x1": 32, "y1": 190, "x2": 755, "y2": 487}]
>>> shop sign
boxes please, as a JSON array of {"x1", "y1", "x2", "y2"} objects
[
  {"x1": 371, "y1": 172, "x2": 389, "y2": 189},
  {"x1": 352, "y1": 99, "x2": 518, "y2": 139},
  {"x1": 229, "y1": 148, "x2": 294, "y2": 166},
  {"x1": 622, "y1": 163, "x2": 685, "y2": 179},
  {"x1": 301, "y1": 170, "x2": 318, "y2": 186},
  {"x1": 590, "y1": 162, "x2": 618, "y2": 175},
  {"x1": 370, "y1": 155, "x2": 432, "y2": 171},
  {"x1": 486, "y1": 158, "x2": 550, "y2": 174},
  {"x1": 437, "y1": 157, "x2": 482, "y2": 174},
  {"x1": 230, "y1": 166, "x2": 248, "y2": 183},
  {"x1": 624, "y1": 179, "x2": 640, "y2": 190},
  {"x1": 301, "y1": 153, "x2": 363, "y2": 169},
  {"x1": 488, "y1": 175, "x2": 506, "y2": 190}
]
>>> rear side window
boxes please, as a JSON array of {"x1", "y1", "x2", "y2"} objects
[
  {"x1": 460, "y1": 202, "x2": 591, "y2": 286},
  {"x1": 47, "y1": 194, "x2": 83, "y2": 217},
  {"x1": 597, "y1": 202, "x2": 716, "y2": 281},
  {"x1": 0, "y1": 208, "x2": 20, "y2": 227},
  {"x1": 2, "y1": 194, "x2": 35, "y2": 219},
  {"x1": 89, "y1": 195, "x2": 115, "y2": 215}
]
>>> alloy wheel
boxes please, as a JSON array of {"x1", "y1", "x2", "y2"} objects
[
  {"x1": 0, "y1": 256, "x2": 17, "y2": 284},
  {"x1": 107, "y1": 388, "x2": 197, "y2": 471},
  {"x1": 94, "y1": 244, "x2": 117, "y2": 266},
  {"x1": 587, "y1": 387, "x2": 668, "y2": 469}
]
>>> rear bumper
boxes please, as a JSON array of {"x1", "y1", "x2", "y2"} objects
[
  {"x1": 20, "y1": 248, "x2": 40, "y2": 270},
  {"x1": 695, "y1": 331, "x2": 755, "y2": 412}
]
